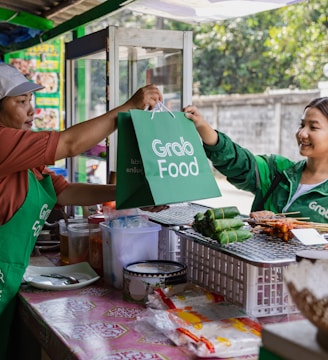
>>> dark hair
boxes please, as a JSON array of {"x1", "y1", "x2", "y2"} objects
[{"x1": 304, "y1": 97, "x2": 328, "y2": 118}]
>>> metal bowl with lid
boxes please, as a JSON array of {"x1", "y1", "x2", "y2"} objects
[{"x1": 123, "y1": 260, "x2": 187, "y2": 303}]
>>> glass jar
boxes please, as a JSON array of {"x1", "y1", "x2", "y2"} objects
[{"x1": 88, "y1": 214, "x2": 105, "y2": 275}]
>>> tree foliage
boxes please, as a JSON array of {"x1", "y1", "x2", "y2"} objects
[
  {"x1": 163, "y1": 0, "x2": 328, "y2": 95},
  {"x1": 97, "y1": 1, "x2": 328, "y2": 95}
]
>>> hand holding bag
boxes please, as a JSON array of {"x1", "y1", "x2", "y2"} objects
[{"x1": 116, "y1": 103, "x2": 221, "y2": 209}]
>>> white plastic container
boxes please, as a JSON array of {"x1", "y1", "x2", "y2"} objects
[{"x1": 100, "y1": 221, "x2": 161, "y2": 289}]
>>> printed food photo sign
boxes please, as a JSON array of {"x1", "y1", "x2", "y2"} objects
[{"x1": 5, "y1": 38, "x2": 64, "y2": 132}]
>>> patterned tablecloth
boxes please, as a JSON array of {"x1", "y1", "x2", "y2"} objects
[
  {"x1": 17, "y1": 254, "x2": 302, "y2": 360},
  {"x1": 18, "y1": 280, "x2": 262, "y2": 359},
  {"x1": 19, "y1": 278, "x2": 191, "y2": 360}
]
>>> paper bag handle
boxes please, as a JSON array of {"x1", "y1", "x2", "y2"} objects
[{"x1": 150, "y1": 101, "x2": 176, "y2": 120}]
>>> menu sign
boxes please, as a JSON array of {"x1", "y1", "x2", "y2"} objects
[{"x1": 4, "y1": 37, "x2": 64, "y2": 131}]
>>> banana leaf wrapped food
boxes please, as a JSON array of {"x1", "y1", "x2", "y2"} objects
[
  {"x1": 193, "y1": 207, "x2": 241, "y2": 233},
  {"x1": 216, "y1": 229, "x2": 253, "y2": 244},
  {"x1": 192, "y1": 212, "x2": 207, "y2": 233},
  {"x1": 205, "y1": 206, "x2": 240, "y2": 220},
  {"x1": 193, "y1": 206, "x2": 252, "y2": 244},
  {"x1": 209, "y1": 218, "x2": 244, "y2": 233}
]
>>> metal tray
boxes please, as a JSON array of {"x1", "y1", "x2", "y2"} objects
[
  {"x1": 176, "y1": 227, "x2": 326, "y2": 267},
  {"x1": 139, "y1": 202, "x2": 210, "y2": 226}
]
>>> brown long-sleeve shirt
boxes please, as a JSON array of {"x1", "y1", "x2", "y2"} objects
[{"x1": 0, "y1": 126, "x2": 68, "y2": 224}]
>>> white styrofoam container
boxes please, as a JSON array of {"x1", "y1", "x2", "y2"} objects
[{"x1": 100, "y1": 221, "x2": 161, "y2": 289}]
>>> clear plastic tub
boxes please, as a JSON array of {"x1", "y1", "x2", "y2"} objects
[{"x1": 100, "y1": 221, "x2": 161, "y2": 289}]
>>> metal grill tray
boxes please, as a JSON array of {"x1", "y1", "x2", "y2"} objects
[
  {"x1": 139, "y1": 202, "x2": 210, "y2": 226},
  {"x1": 176, "y1": 227, "x2": 326, "y2": 267}
]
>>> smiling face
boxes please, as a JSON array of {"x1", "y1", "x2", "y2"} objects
[
  {"x1": 0, "y1": 92, "x2": 35, "y2": 130},
  {"x1": 296, "y1": 106, "x2": 328, "y2": 159}
]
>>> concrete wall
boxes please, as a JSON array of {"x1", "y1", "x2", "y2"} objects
[{"x1": 191, "y1": 89, "x2": 320, "y2": 162}]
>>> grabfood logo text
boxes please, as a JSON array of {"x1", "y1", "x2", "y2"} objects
[
  {"x1": 152, "y1": 137, "x2": 199, "y2": 178},
  {"x1": 309, "y1": 201, "x2": 328, "y2": 219},
  {"x1": 32, "y1": 204, "x2": 52, "y2": 237}
]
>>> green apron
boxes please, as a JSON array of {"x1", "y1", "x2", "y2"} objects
[{"x1": 0, "y1": 170, "x2": 56, "y2": 358}]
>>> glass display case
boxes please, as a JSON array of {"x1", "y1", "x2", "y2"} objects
[{"x1": 65, "y1": 26, "x2": 192, "y2": 214}]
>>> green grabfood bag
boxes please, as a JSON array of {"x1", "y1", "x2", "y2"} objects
[{"x1": 116, "y1": 109, "x2": 221, "y2": 209}]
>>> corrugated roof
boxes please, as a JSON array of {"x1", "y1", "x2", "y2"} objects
[
  {"x1": 0, "y1": 0, "x2": 106, "y2": 26},
  {"x1": 0, "y1": 0, "x2": 123, "y2": 53}
]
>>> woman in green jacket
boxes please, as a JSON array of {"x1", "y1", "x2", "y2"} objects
[{"x1": 184, "y1": 97, "x2": 328, "y2": 223}]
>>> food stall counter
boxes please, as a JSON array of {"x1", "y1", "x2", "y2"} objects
[
  {"x1": 17, "y1": 252, "x2": 305, "y2": 360},
  {"x1": 18, "y1": 276, "x2": 192, "y2": 360}
]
